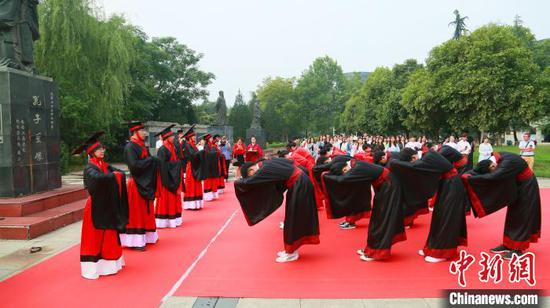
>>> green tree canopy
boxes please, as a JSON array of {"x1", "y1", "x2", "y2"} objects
[
  {"x1": 228, "y1": 90, "x2": 252, "y2": 140},
  {"x1": 295, "y1": 56, "x2": 348, "y2": 134},
  {"x1": 256, "y1": 77, "x2": 299, "y2": 141}
]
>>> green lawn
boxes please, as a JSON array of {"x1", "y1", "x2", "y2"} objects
[{"x1": 473, "y1": 144, "x2": 550, "y2": 178}]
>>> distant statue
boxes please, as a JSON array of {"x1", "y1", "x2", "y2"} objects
[
  {"x1": 0, "y1": 0, "x2": 40, "y2": 72},
  {"x1": 250, "y1": 93, "x2": 262, "y2": 129},
  {"x1": 215, "y1": 90, "x2": 228, "y2": 125}
]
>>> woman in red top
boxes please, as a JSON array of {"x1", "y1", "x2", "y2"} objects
[
  {"x1": 246, "y1": 136, "x2": 263, "y2": 162},
  {"x1": 232, "y1": 137, "x2": 246, "y2": 179}
]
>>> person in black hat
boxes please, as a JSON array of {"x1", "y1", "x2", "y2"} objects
[
  {"x1": 180, "y1": 125, "x2": 204, "y2": 210},
  {"x1": 73, "y1": 132, "x2": 128, "y2": 279},
  {"x1": 119, "y1": 121, "x2": 159, "y2": 250},
  {"x1": 200, "y1": 133, "x2": 220, "y2": 201},
  {"x1": 212, "y1": 134, "x2": 227, "y2": 194},
  {"x1": 154, "y1": 124, "x2": 183, "y2": 228}
]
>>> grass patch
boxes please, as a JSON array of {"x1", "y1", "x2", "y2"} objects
[{"x1": 473, "y1": 144, "x2": 550, "y2": 178}]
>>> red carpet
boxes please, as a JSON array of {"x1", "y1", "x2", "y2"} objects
[
  {"x1": 1, "y1": 184, "x2": 548, "y2": 306},
  {"x1": 0, "y1": 185, "x2": 237, "y2": 308},
  {"x1": 174, "y1": 188, "x2": 549, "y2": 299}
]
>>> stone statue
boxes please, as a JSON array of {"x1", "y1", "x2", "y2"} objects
[
  {"x1": 250, "y1": 93, "x2": 261, "y2": 129},
  {"x1": 215, "y1": 90, "x2": 228, "y2": 125},
  {"x1": 0, "y1": 0, "x2": 40, "y2": 72}
]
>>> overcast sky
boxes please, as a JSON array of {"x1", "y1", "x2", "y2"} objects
[{"x1": 100, "y1": 0, "x2": 550, "y2": 106}]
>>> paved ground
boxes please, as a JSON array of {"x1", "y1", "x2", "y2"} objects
[{"x1": 1, "y1": 173, "x2": 548, "y2": 307}]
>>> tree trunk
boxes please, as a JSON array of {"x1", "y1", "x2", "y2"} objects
[{"x1": 513, "y1": 128, "x2": 518, "y2": 146}]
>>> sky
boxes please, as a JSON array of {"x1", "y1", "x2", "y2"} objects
[{"x1": 100, "y1": 0, "x2": 550, "y2": 106}]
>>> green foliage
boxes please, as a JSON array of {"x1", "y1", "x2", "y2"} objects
[
  {"x1": 295, "y1": 56, "x2": 349, "y2": 134},
  {"x1": 228, "y1": 90, "x2": 252, "y2": 140},
  {"x1": 415, "y1": 24, "x2": 544, "y2": 134},
  {"x1": 341, "y1": 60, "x2": 422, "y2": 135},
  {"x1": 148, "y1": 37, "x2": 215, "y2": 123},
  {"x1": 257, "y1": 77, "x2": 299, "y2": 141},
  {"x1": 195, "y1": 100, "x2": 217, "y2": 125},
  {"x1": 34, "y1": 0, "x2": 213, "y2": 170}
]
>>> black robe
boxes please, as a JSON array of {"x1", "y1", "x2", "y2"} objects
[
  {"x1": 157, "y1": 145, "x2": 182, "y2": 193},
  {"x1": 321, "y1": 161, "x2": 379, "y2": 219},
  {"x1": 124, "y1": 141, "x2": 158, "y2": 200},
  {"x1": 319, "y1": 161, "x2": 406, "y2": 258},
  {"x1": 204, "y1": 143, "x2": 221, "y2": 179},
  {"x1": 389, "y1": 151, "x2": 453, "y2": 225},
  {"x1": 462, "y1": 152, "x2": 524, "y2": 217},
  {"x1": 422, "y1": 146, "x2": 468, "y2": 258},
  {"x1": 183, "y1": 141, "x2": 208, "y2": 181},
  {"x1": 366, "y1": 170, "x2": 406, "y2": 257},
  {"x1": 174, "y1": 138, "x2": 188, "y2": 175},
  {"x1": 84, "y1": 164, "x2": 129, "y2": 230},
  {"x1": 235, "y1": 158, "x2": 320, "y2": 252},
  {"x1": 462, "y1": 152, "x2": 541, "y2": 250}
]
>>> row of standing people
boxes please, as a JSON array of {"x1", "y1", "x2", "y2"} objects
[{"x1": 77, "y1": 122, "x2": 229, "y2": 279}]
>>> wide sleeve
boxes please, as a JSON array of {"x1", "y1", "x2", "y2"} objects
[
  {"x1": 85, "y1": 165, "x2": 127, "y2": 230},
  {"x1": 124, "y1": 143, "x2": 156, "y2": 176},
  {"x1": 389, "y1": 151, "x2": 452, "y2": 206},
  {"x1": 321, "y1": 162, "x2": 381, "y2": 219},
  {"x1": 234, "y1": 159, "x2": 294, "y2": 226},
  {"x1": 460, "y1": 153, "x2": 524, "y2": 218},
  {"x1": 157, "y1": 147, "x2": 181, "y2": 193}
]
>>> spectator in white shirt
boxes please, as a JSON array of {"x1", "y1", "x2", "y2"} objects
[
  {"x1": 155, "y1": 136, "x2": 163, "y2": 149},
  {"x1": 519, "y1": 133, "x2": 536, "y2": 170},
  {"x1": 478, "y1": 137, "x2": 493, "y2": 162},
  {"x1": 444, "y1": 135, "x2": 459, "y2": 150},
  {"x1": 404, "y1": 137, "x2": 422, "y2": 150},
  {"x1": 457, "y1": 133, "x2": 472, "y2": 156}
]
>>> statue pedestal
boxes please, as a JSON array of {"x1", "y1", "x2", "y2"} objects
[
  {"x1": 246, "y1": 127, "x2": 266, "y2": 149},
  {"x1": 210, "y1": 125, "x2": 234, "y2": 143},
  {"x1": 0, "y1": 67, "x2": 61, "y2": 197}
]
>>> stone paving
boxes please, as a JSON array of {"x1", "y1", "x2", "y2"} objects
[{"x1": 160, "y1": 297, "x2": 447, "y2": 308}]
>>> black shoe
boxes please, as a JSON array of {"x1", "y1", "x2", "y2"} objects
[
  {"x1": 503, "y1": 250, "x2": 523, "y2": 260},
  {"x1": 340, "y1": 222, "x2": 357, "y2": 230},
  {"x1": 490, "y1": 244, "x2": 510, "y2": 254},
  {"x1": 132, "y1": 246, "x2": 146, "y2": 251}
]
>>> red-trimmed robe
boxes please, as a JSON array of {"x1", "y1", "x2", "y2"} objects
[
  {"x1": 120, "y1": 136, "x2": 159, "y2": 247},
  {"x1": 183, "y1": 139, "x2": 204, "y2": 210},
  {"x1": 155, "y1": 139, "x2": 183, "y2": 228},
  {"x1": 80, "y1": 158, "x2": 128, "y2": 279},
  {"x1": 235, "y1": 158, "x2": 320, "y2": 254}
]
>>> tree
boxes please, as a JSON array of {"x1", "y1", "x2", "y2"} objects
[
  {"x1": 418, "y1": 24, "x2": 544, "y2": 137},
  {"x1": 449, "y1": 9, "x2": 468, "y2": 40},
  {"x1": 295, "y1": 56, "x2": 348, "y2": 134},
  {"x1": 149, "y1": 37, "x2": 215, "y2": 124},
  {"x1": 256, "y1": 77, "x2": 300, "y2": 141},
  {"x1": 228, "y1": 90, "x2": 252, "y2": 139},
  {"x1": 341, "y1": 67, "x2": 393, "y2": 134},
  {"x1": 35, "y1": 0, "x2": 137, "y2": 149},
  {"x1": 195, "y1": 99, "x2": 217, "y2": 125},
  {"x1": 377, "y1": 59, "x2": 423, "y2": 134},
  {"x1": 401, "y1": 68, "x2": 449, "y2": 138}
]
